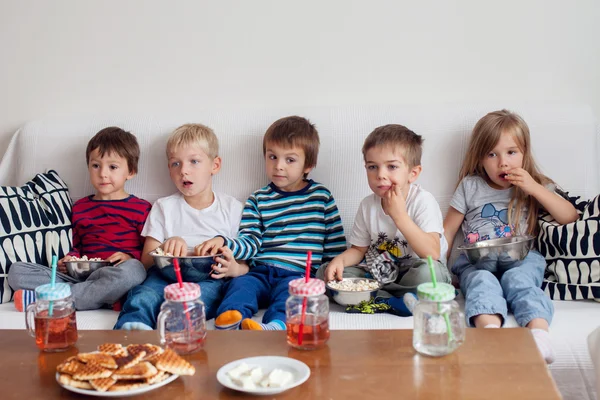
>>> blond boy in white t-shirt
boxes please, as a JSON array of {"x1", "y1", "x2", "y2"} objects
[
  {"x1": 115, "y1": 123, "x2": 244, "y2": 330},
  {"x1": 318, "y1": 124, "x2": 451, "y2": 316}
]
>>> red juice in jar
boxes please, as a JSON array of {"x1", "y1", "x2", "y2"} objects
[
  {"x1": 34, "y1": 309, "x2": 78, "y2": 351},
  {"x1": 164, "y1": 331, "x2": 206, "y2": 355},
  {"x1": 286, "y1": 314, "x2": 330, "y2": 349}
]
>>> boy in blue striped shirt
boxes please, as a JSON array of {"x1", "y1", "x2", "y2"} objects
[{"x1": 196, "y1": 116, "x2": 346, "y2": 330}]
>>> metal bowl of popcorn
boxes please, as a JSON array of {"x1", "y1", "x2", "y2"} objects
[
  {"x1": 326, "y1": 278, "x2": 381, "y2": 306},
  {"x1": 64, "y1": 257, "x2": 111, "y2": 280},
  {"x1": 457, "y1": 235, "x2": 535, "y2": 265},
  {"x1": 149, "y1": 248, "x2": 221, "y2": 269}
]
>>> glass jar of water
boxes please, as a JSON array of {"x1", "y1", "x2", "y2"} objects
[{"x1": 412, "y1": 282, "x2": 465, "y2": 356}]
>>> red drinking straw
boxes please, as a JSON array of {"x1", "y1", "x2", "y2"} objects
[
  {"x1": 173, "y1": 259, "x2": 193, "y2": 334},
  {"x1": 297, "y1": 251, "x2": 312, "y2": 346}
]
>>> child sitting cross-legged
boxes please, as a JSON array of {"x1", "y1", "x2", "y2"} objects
[
  {"x1": 8, "y1": 127, "x2": 150, "y2": 311},
  {"x1": 318, "y1": 124, "x2": 451, "y2": 316},
  {"x1": 114, "y1": 123, "x2": 244, "y2": 330},
  {"x1": 196, "y1": 116, "x2": 347, "y2": 330}
]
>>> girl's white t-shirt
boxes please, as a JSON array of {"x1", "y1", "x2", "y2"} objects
[
  {"x1": 141, "y1": 192, "x2": 243, "y2": 248},
  {"x1": 349, "y1": 184, "x2": 448, "y2": 263}
]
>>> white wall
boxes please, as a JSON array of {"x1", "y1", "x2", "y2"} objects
[{"x1": 1, "y1": 0, "x2": 599, "y2": 161}]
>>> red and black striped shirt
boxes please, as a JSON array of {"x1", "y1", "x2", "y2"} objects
[{"x1": 67, "y1": 195, "x2": 151, "y2": 260}]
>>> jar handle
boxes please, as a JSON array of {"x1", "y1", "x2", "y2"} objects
[
  {"x1": 25, "y1": 303, "x2": 37, "y2": 337},
  {"x1": 157, "y1": 309, "x2": 171, "y2": 346}
]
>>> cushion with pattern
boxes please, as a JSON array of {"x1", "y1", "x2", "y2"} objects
[{"x1": 0, "y1": 170, "x2": 73, "y2": 303}]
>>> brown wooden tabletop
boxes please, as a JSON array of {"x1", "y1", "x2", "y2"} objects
[{"x1": 0, "y1": 328, "x2": 560, "y2": 399}]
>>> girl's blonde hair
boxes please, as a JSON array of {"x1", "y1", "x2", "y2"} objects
[{"x1": 458, "y1": 109, "x2": 552, "y2": 235}]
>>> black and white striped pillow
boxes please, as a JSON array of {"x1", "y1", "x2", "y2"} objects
[
  {"x1": 537, "y1": 192, "x2": 600, "y2": 301},
  {"x1": 0, "y1": 170, "x2": 73, "y2": 303}
]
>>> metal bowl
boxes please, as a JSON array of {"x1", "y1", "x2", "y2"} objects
[
  {"x1": 65, "y1": 260, "x2": 111, "y2": 280},
  {"x1": 326, "y1": 277, "x2": 381, "y2": 306},
  {"x1": 149, "y1": 250, "x2": 221, "y2": 269},
  {"x1": 457, "y1": 235, "x2": 535, "y2": 265}
]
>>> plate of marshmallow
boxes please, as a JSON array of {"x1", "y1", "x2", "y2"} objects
[{"x1": 216, "y1": 356, "x2": 310, "y2": 395}]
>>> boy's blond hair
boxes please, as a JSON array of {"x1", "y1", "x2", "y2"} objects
[
  {"x1": 362, "y1": 124, "x2": 423, "y2": 168},
  {"x1": 166, "y1": 123, "x2": 219, "y2": 159},
  {"x1": 263, "y1": 116, "x2": 320, "y2": 170}
]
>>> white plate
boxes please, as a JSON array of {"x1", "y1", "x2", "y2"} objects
[
  {"x1": 56, "y1": 372, "x2": 179, "y2": 397},
  {"x1": 216, "y1": 356, "x2": 310, "y2": 395}
]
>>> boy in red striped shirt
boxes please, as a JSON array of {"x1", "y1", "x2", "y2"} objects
[{"x1": 8, "y1": 127, "x2": 151, "y2": 311}]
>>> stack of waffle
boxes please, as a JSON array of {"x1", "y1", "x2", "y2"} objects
[{"x1": 56, "y1": 343, "x2": 195, "y2": 392}]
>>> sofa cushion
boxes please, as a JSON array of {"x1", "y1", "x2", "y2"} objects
[
  {"x1": 0, "y1": 170, "x2": 73, "y2": 303},
  {"x1": 538, "y1": 192, "x2": 600, "y2": 300}
]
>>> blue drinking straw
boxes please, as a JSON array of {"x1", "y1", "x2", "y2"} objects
[
  {"x1": 48, "y1": 255, "x2": 58, "y2": 317},
  {"x1": 427, "y1": 256, "x2": 453, "y2": 342}
]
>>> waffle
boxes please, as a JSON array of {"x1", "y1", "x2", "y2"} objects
[
  {"x1": 56, "y1": 357, "x2": 84, "y2": 375},
  {"x1": 77, "y1": 352, "x2": 118, "y2": 369},
  {"x1": 114, "y1": 350, "x2": 146, "y2": 369},
  {"x1": 145, "y1": 371, "x2": 171, "y2": 384},
  {"x1": 112, "y1": 361, "x2": 158, "y2": 380},
  {"x1": 154, "y1": 348, "x2": 195, "y2": 376},
  {"x1": 72, "y1": 362, "x2": 114, "y2": 380},
  {"x1": 108, "y1": 381, "x2": 149, "y2": 392},
  {"x1": 98, "y1": 343, "x2": 127, "y2": 356},
  {"x1": 58, "y1": 373, "x2": 93, "y2": 389},
  {"x1": 127, "y1": 343, "x2": 164, "y2": 360},
  {"x1": 89, "y1": 377, "x2": 117, "y2": 392},
  {"x1": 56, "y1": 343, "x2": 193, "y2": 393}
]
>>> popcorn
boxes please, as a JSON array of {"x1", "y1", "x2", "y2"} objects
[
  {"x1": 327, "y1": 279, "x2": 379, "y2": 291},
  {"x1": 70, "y1": 255, "x2": 104, "y2": 262},
  {"x1": 154, "y1": 248, "x2": 174, "y2": 257}
]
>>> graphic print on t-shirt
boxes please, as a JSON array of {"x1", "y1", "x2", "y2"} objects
[
  {"x1": 464, "y1": 203, "x2": 514, "y2": 244},
  {"x1": 371, "y1": 231, "x2": 411, "y2": 261}
]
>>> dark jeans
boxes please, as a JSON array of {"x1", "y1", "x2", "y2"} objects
[
  {"x1": 114, "y1": 259, "x2": 224, "y2": 329},
  {"x1": 217, "y1": 264, "x2": 304, "y2": 323}
]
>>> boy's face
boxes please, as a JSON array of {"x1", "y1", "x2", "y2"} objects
[
  {"x1": 88, "y1": 149, "x2": 134, "y2": 200},
  {"x1": 481, "y1": 131, "x2": 524, "y2": 190},
  {"x1": 168, "y1": 144, "x2": 221, "y2": 199},
  {"x1": 264, "y1": 142, "x2": 312, "y2": 192},
  {"x1": 364, "y1": 145, "x2": 421, "y2": 198}
]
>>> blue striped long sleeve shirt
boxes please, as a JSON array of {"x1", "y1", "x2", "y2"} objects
[{"x1": 222, "y1": 180, "x2": 346, "y2": 273}]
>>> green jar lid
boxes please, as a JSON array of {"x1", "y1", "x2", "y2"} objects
[{"x1": 417, "y1": 282, "x2": 456, "y2": 302}]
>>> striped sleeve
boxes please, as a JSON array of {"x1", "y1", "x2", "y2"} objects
[
  {"x1": 322, "y1": 192, "x2": 346, "y2": 263},
  {"x1": 224, "y1": 194, "x2": 264, "y2": 260}
]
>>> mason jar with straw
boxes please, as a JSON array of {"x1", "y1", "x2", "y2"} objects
[
  {"x1": 412, "y1": 256, "x2": 466, "y2": 356},
  {"x1": 25, "y1": 255, "x2": 78, "y2": 351}
]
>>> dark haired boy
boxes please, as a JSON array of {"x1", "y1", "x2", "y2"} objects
[
  {"x1": 196, "y1": 116, "x2": 347, "y2": 330},
  {"x1": 8, "y1": 127, "x2": 150, "y2": 311}
]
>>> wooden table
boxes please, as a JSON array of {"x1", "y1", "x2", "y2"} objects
[{"x1": 1, "y1": 328, "x2": 560, "y2": 399}]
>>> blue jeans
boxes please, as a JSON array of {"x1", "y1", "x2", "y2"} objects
[
  {"x1": 217, "y1": 264, "x2": 304, "y2": 323},
  {"x1": 114, "y1": 259, "x2": 224, "y2": 329},
  {"x1": 452, "y1": 250, "x2": 553, "y2": 327}
]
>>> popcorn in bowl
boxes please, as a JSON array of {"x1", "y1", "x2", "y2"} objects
[
  {"x1": 153, "y1": 248, "x2": 174, "y2": 257},
  {"x1": 327, "y1": 279, "x2": 380, "y2": 292},
  {"x1": 69, "y1": 255, "x2": 104, "y2": 262}
]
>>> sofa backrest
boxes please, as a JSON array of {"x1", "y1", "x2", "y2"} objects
[{"x1": 1, "y1": 104, "x2": 598, "y2": 249}]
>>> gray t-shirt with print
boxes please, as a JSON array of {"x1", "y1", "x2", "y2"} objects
[{"x1": 449, "y1": 175, "x2": 528, "y2": 244}]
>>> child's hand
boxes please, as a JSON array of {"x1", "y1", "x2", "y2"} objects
[
  {"x1": 195, "y1": 237, "x2": 225, "y2": 256},
  {"x1": 162, "y1": 237, "x2": 189, "y2": 257},
  {"x1": 106, "y1": 252, "x2": 132, "y2": 266},
  {"x1": 210, "y1": 247, "x2": 248, "y2": 279},
  {"x1": 325, "y1": 259, "x2": 345, "y2": 282},
  {"x1": 381, "y1": 184, "x2": 407, "y2": 222},
  {"x1": 57, "y1": 255, "x2": 74, "y2": 274},
  {"x1": 505, "y1": 168, "x2": 541, "y2": 195}
]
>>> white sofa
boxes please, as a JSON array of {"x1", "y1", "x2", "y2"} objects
[{"x1": 0, "y1": 104, "x2": 599, "y2": 399}]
